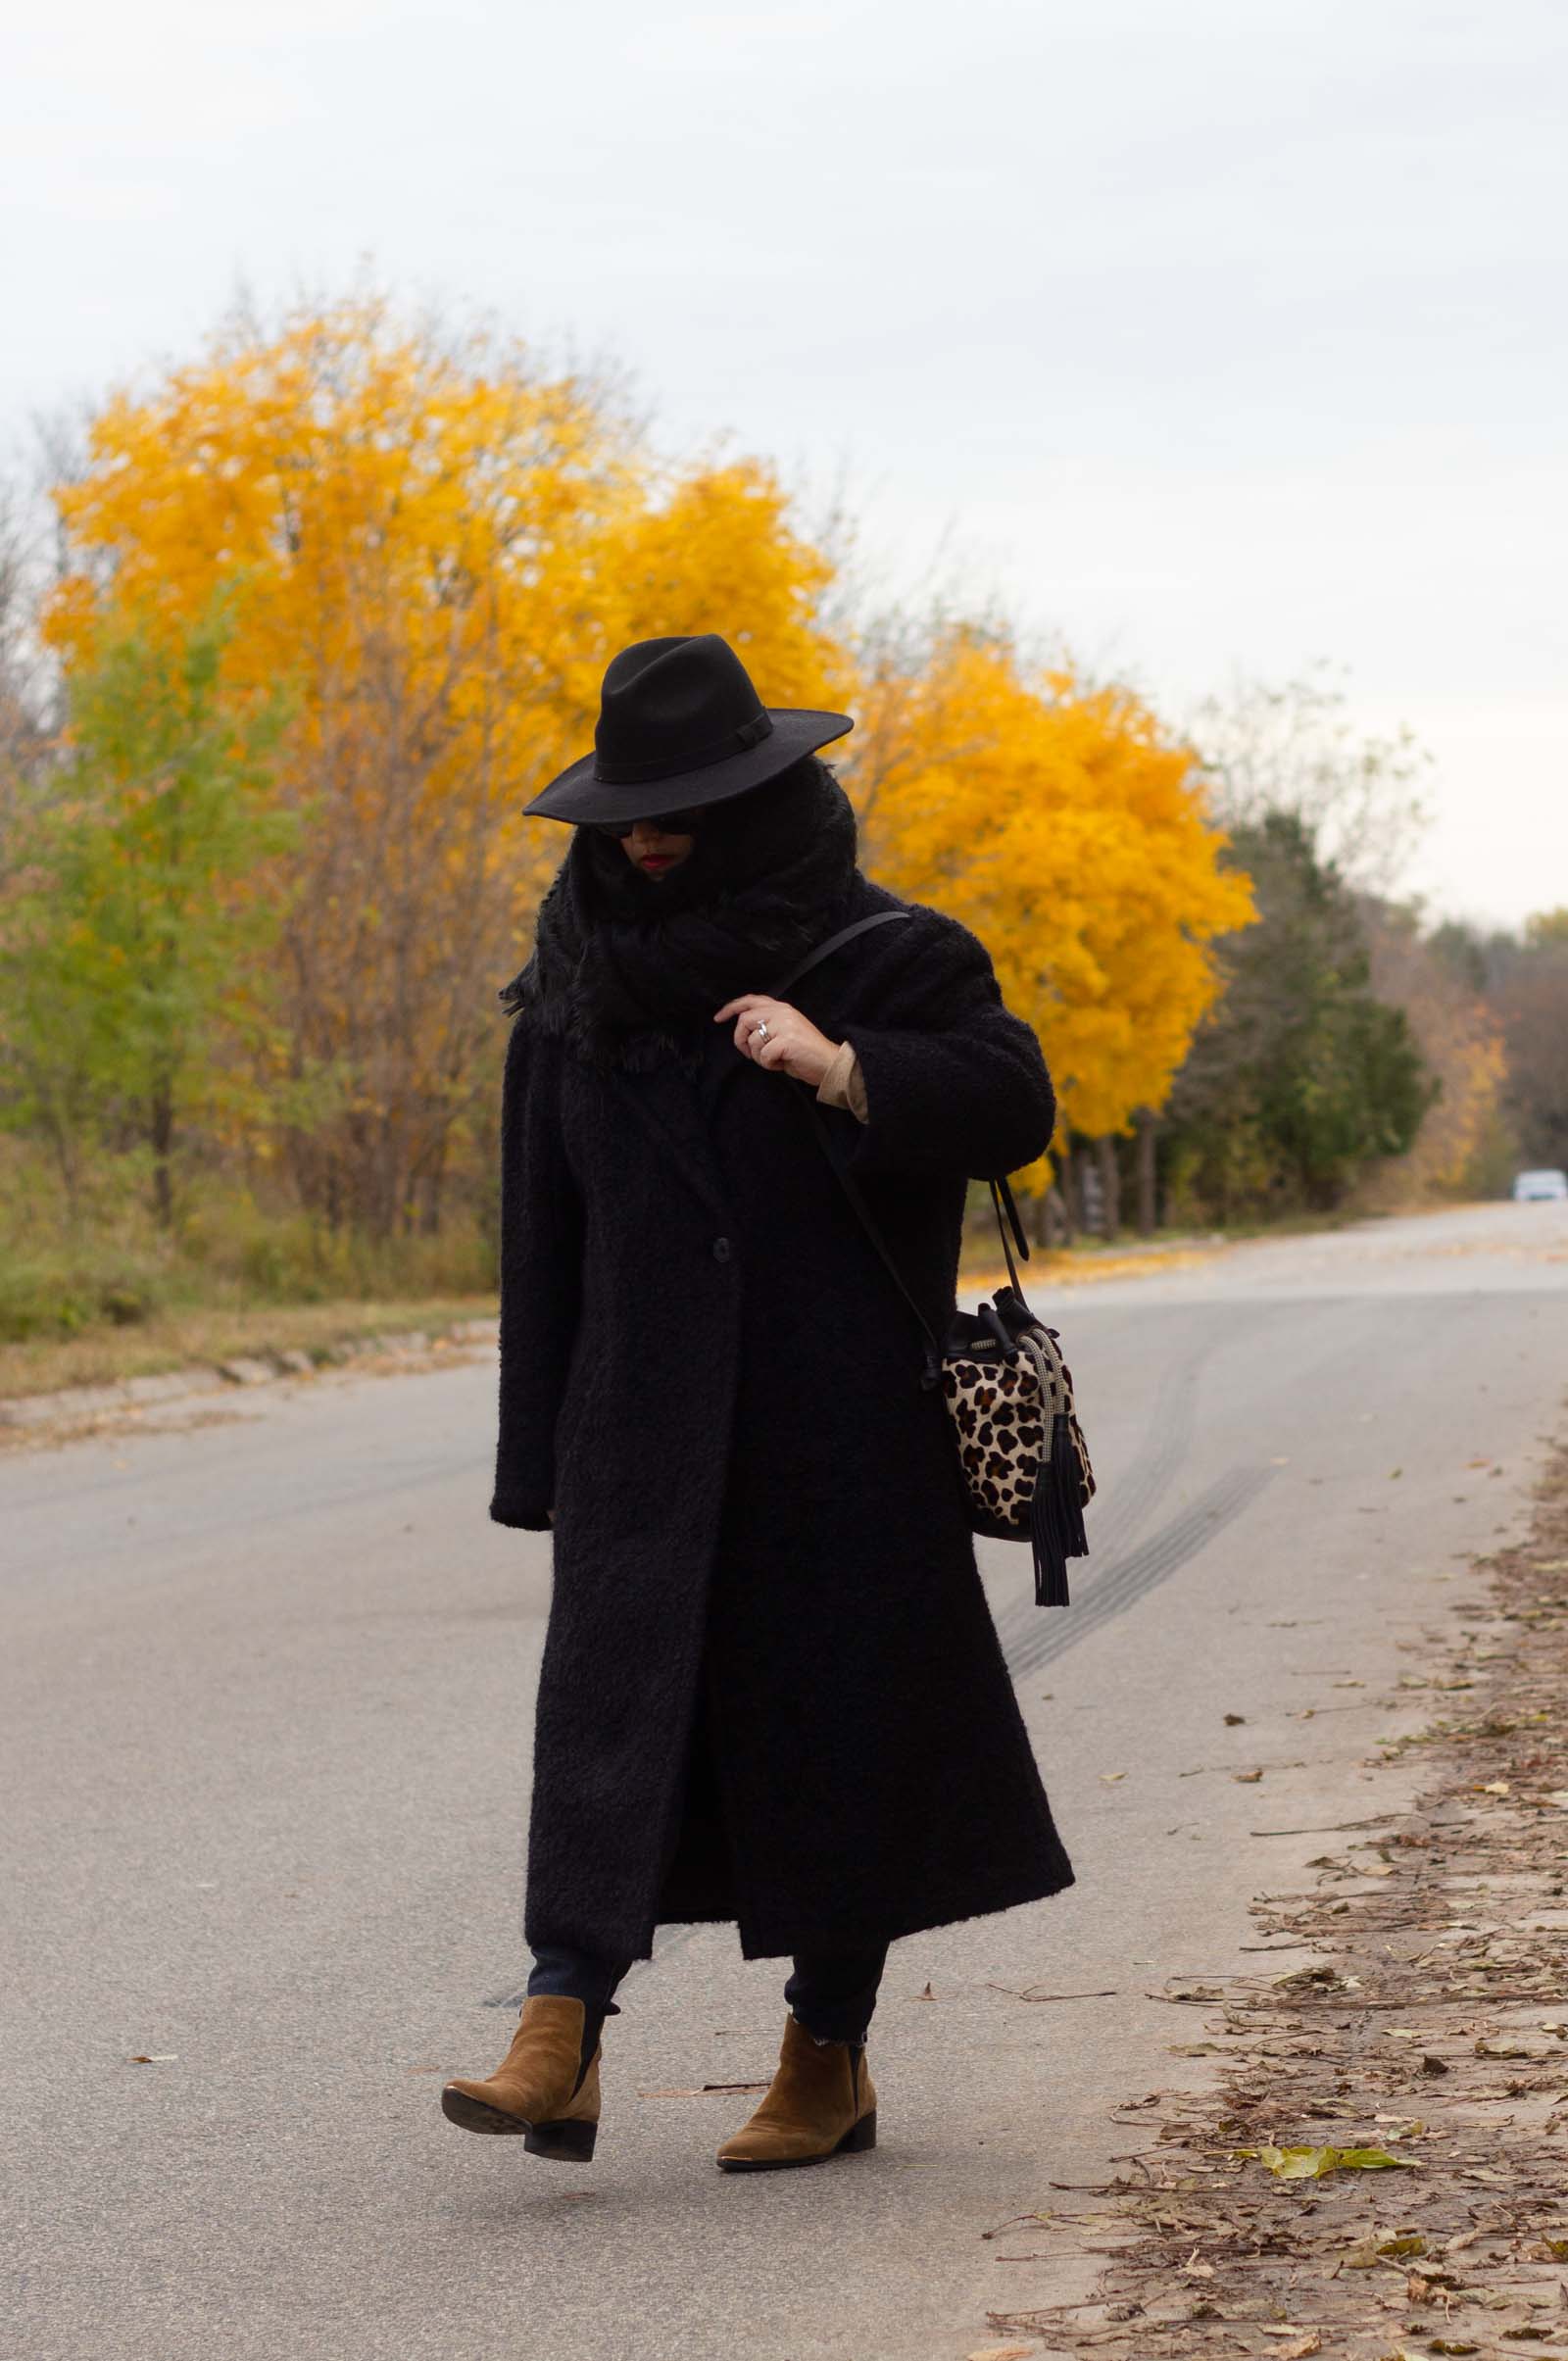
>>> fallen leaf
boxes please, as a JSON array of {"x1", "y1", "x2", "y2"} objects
[
  {"x1": 1240, "y1": 2142, "x2": 1420, "y2": 2179},
  {"x1": 1479, "y1": 1779, "x2": 1512, "y2": 1795},
  {"x1": 1179, "y1": 2249, "x2": 1215, "y2": 2278},
  {"x1": 126, "y1": 2053, "x2": 177, "y2": 2065},
  {"x1": 966, "y1": 2348, "x2": 1035, "y2": 2361},
  {"x1": 1100, "y1": 1770, "x2": 1127, "y2": 1784},
  {"x1": 1234, "y1": 1768, "x2": 1264, "y2": 1784},
  {"x1": 1224, "y1": 1712, "x2": 1248, "y2": 1726}
]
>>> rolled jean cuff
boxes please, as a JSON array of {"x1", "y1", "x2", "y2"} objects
[
  {"x1": 783, "y1": 1943, "x2": 889, "y2": 2044},
  {"x1": 525, "y1": 1945, "x2": 630, "y2": 2020}
]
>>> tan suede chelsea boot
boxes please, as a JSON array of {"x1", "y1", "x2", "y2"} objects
[
  {"x1": 441, "y1": 1994, "x2": 602, "y2": 2162},
  {"x1": 715, "y1": 2014, "x2": 878, "y2": 2172}
]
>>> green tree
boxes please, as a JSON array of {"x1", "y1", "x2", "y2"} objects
[
  {"x1": 0, "y1": 599, "x2": 296, "y2": 1226},
  {"x1": 1161, "y1": 812, "x2": 1434, "y2": 1218}
]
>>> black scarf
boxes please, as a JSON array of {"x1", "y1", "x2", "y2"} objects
[{"x1": 499, "y1": 757, "x2": 861, "y2": 1071}]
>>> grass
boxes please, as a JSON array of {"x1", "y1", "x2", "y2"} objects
[
  {"x1": 0, "y1": 1294, "x2": 496, "y2": 1402},
  {"x1": 0, "y1": 1142, "x2": 499, "y2": 1402}
]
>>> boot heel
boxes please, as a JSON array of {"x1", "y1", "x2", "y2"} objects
[
  {"x1": 524, "y1": 2117, "x2": 598, "y2": 2164},
  {"x1": 840, "y1": 2109, "x2": 877, "y2": 2153}
]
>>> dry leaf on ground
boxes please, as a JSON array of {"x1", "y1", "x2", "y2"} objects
[{"x1": 1241, "y1": 2141, "x2": 1420, "y2": 2178}]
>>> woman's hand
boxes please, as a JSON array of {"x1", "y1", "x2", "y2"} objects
[{"x1": 714, "y1": 994, "x2": 842, "y2": 1088}]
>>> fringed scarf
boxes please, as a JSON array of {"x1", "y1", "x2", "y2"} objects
[{"x1": 498, "y1": 757, "x2": 861, "y2": 1072}]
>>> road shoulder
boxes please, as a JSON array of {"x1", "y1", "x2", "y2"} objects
[{"x1": 976, "y1": 1435, "x2": 1568, "y2": 2359}]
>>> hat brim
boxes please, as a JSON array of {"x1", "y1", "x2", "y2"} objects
[{"x1": 522, "y1": 709, "x2": 853, "y2": 825}]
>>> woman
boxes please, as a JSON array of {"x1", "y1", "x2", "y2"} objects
[{"x1": 442, "y1": 633, "x2": 1073, "y2": 2173}]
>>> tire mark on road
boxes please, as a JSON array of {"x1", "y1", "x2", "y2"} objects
[
  {"x1": 1003, "y1": 1462, "x2": 1275, "y2": 1683},
  {"x1": 989, "y1": 1347, "x2": 1202, "y2": 1658}
]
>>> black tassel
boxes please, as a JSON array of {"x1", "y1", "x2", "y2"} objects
[
  {"x1": 1052, "y1": 1408, "x2": 1089, "y2": 1560},
  {"x1": 1028, "y1": 1414, "x2": 1088, "y2": 1608}
]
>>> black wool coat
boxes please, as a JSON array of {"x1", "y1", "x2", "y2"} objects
[{"x1": 491, "y1": 874, "x2": 1075, "y2": 1961}]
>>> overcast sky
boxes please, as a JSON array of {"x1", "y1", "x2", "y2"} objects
[{"x1": 6, "y1": 0, "x2": 1564, "y2": 924}]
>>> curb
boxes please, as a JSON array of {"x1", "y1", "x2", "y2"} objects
[{"x1": 0, "y1": 1316, "x2": 499, "y2": 1433}]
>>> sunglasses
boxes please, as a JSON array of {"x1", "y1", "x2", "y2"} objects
[{"x1": 590, "y1": 809, "x2": 704, "y2": 841}]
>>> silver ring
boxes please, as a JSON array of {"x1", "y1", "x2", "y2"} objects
[{"x1": 754, "y1": 1020, "x2": 771, "y2": 1044}]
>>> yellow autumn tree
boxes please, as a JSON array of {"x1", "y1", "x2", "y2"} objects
[
  {"x1": 596, "y1": 462, "x2": 854, "y2": 713},
  {"x1": 848, "y1": 625, "x2": 1254, "y2": 1181},
  {"x1": 48, "y1": 297, "x2": 846, "y2": 1234}
]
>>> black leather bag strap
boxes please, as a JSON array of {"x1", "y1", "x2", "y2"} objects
[
  {"x1": 767, "y1": 905, "x2": 936, "y2": 1351},
  {"x1": 804, "y1": 1098, "x2": 944, "y2": 1356},
  {"x1": 989, "y1": 1174, "x2": 1032, "y2": 1288},
  {"x1": 771, "y1": 903, "x2": 1035, "y2": 1353},
  {"x1": 808, "y1": 1114, "x2": 1034, "y2": 1361},
  {"x1": 767, "y1": 908, "x2": 911, "y2": 998}
]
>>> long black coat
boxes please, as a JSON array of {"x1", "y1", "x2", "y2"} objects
[{"x1": 491, "y1": 874, "x2": 1075, "y2": 1961}]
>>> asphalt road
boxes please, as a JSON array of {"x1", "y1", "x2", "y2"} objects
[{"x1": 3, "y1": 1202, "x2": 1565, "y2": 2361}]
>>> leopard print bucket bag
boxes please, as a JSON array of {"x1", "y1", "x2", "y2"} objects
[
  {"x1": 773, "y1": 910, "x2": 1094, "y2": 1607},
  {"x1": 810, "y1": 1142, "x2": 1094, "y2": 1605},
  {"x1": 939, "y1": 1178, "x2": 1095, "y2": 1602}
]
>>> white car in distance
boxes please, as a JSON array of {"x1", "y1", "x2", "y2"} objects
[{"x1": 1511, "y1": 1168, "x2": 1568, "y2": 1202}]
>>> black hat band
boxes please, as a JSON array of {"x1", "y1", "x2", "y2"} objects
[{"x1": 593, "y1": 710, "x2": 773, "y2": 786}]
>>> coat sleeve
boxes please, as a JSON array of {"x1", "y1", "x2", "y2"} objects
[
  {"x1": 841, "y1": 916, "x2": 1056, "y2": 1181},
  {"x1": 489, "y1": 1022, "x2": 583, "y2": 1530}
]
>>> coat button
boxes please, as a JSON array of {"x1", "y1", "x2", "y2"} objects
[{"x1": 711, "y1": 1236, "x2": 732, "y2": 1262}]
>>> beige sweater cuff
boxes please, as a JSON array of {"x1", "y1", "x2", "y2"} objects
[{"x1": 816, "y1": 1039, "x2": 869, "y2": 1123}]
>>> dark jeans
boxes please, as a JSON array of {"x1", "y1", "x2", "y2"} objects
[{"x1": 527, "y1": 1941, "x2": 889, "y2": 2048}]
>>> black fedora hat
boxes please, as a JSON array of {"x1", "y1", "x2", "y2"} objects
[{"x1": 523, "y1": 634, "x2": 853, "y2": 825}]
